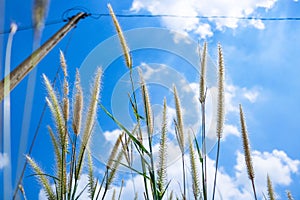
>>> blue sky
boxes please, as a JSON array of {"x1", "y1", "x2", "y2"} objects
[{"x1": 1, "y1": 0, "x2": 300, "y2": 199}]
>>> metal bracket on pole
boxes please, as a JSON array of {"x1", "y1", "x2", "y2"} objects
[{"x1": 0, "y1": 12, "x2": 87, "y2": 102}]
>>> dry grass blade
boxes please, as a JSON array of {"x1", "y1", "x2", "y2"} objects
[
  {"x1": 72, "y1": 69, "x2": 83, "y2": 135},
  {"x1": 188, "y1": 135, "x2": 200, "y2": 200},
  {"x1": 239, "y1": 104, "x2": 257, "y2": 200},
  {"x1": 107, "y1": 3, "x2": 132, "y2": 69},
  {"x1": 25, "y1": 155, "x2": 55, "y2": 200},
  {"x1": 157, "y1": 98, "x2": 168, "y2": 194},
  {"x1": 267, "y1": 175, "x2": 276, "y2": 200}
]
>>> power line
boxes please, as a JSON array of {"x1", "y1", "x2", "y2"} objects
[{"x1": 1, "y1": 9, "x2": 300, "y2": 35}]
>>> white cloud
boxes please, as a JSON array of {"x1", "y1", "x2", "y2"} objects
[
  {"x1": 223, "y1": 124, "x2": 240, "y2": 138},
  {"x1": 130, "y1": 0, "x2": 277, "y2": 38},
  {"x1": 249, "y1": 19, "x2": 265, "y2": 29},
  {"x1": 103, "y1": 129, "x2": 123, "y2": 143},
  {"x1": 235, "y1": 149, "x2": 300, "y2": 195},
  {"x1": 243, "y1": 87, "x2": 260, "y2": 103},
  {"x1": 0, "y1": 153, "x2": 9, "y2": 169},
  {"x1": 225, "y1": 84, "x2": 261, "y2": 113}
]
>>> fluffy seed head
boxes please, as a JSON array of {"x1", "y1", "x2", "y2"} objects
[
  {"x1": 267, "y1": 175, "x2": 276, "y2": 200},
  {"x1": 108, "y1": 3, "x2": 132, "y2": 69},
  {"x1": 173, "y1": 86, "x2": 184, "y2": 151},
  {"x1": 239, "y1": 104, "x2": 255, "y2": 180},
  {"x1": 59, "y1": 50, "x2": 68, "y2": 77},
  {"x1": 199, "y1": 42, "x2": 207, "y2": 103},
  {"x1": 216, "y1": 43, "x2": 225, "y2": 139},
  {"x1": 72, "y1": 70, "x2": 83, "y2": 135},
  {"x1": 139, "y1": 70, "x2": 153, "y2": 136}
]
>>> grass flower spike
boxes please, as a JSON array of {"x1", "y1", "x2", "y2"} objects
[
  {"x1": 108, "y1": 3, "x2": 132, "y2": 69},
  {"x1": 239, "y1": 104, "x2": 257, "y2": 200}
]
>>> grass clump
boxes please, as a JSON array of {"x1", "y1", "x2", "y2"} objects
[{"x1": 23, "y1": 4, "x2": 292, "y2": 200}]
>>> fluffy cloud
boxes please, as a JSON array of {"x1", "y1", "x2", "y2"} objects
[
  {"x1": 225, "y1": 84, "x2": 261, "y2": 113},
  {"x1": 130, "y1": 0, "x2": 277, "y2": 38},
  {"x1": 0, "y1": 153, "x2": 9, "y2": 169},
  {"x1": 103, "y1": 129, "x2": 123, "y2": 143},
  {"x1": 235, "y1": 149, "x2": 300, "y2": 196}
]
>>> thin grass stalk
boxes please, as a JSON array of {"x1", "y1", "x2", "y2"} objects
[
  {"x1": 68, "y1": 69, "x2": 83, "y2": 200},
  {"x1": 26, "y1": 155, "x2": 55, "y2": 200},
  {"x1": 129, "y1": 69, "x2": 150, "y2": 200},
  {"x1": 199, "y1": 41, "x2": 208, "y2": 200},
  {"x1": 61, "y1": 50, "x2": 69, "y2": 200},
  {"x1": 267, "y1": 175, "x2": 275, "y2": 200},
  {"x1": 173, "y1": 86, "x2": 186, "y2": 199},
  {"x1": 95, "y1": 170, "x2": 108, "y2": 200},
  {"x1": 107, "y1": 6, "x2": 149, "y2": 195},
  {"x1": 139, "y1": 71, "x2": 158, "y2": 199},
  {"x1": 212, "y1": 44, "x2": 225, "y2": 200},
  {"x1": 188, "y1": 135, "x2": 200, "y2": 200},
  {"x1": 239, "y1": 104, "x2": 257, "y2": 200},
  {"x1": 157, "y1": 98, "x2": 168, "y2": 195},
  {"x1": 118, "y1": 180, "x2": 124, "y2": 200},
  {"x1": 68, "y1": 134, "x2": 77, "y2": 200},
  {"x1": 193, "y1": 134, "x2": 205, "y2": 200}
]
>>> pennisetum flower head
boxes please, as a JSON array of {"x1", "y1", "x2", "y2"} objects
[
  {"x1": 216, "y1": 43, "x2": 225, "y2": 139},
  {"x1": 239, "y1": 104, "x2": 255, "y2": 180},
  {"x1": 108, "y1": 3, "x2": 132, "y2": 69},
  {"x1": 199, "y1": 42, "x2": 207, "y2": 103}
]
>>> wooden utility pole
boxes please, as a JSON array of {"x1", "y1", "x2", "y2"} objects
[{"x1": 0, "y1": 12, "x2": 87, "y2": 102}]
